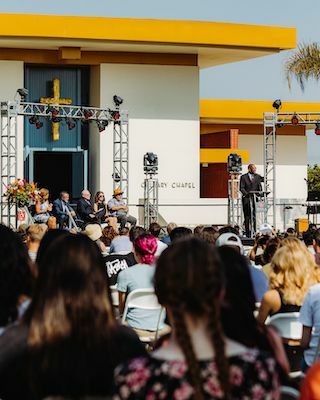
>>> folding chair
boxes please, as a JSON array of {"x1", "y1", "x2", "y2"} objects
[
  {"x1": 267, "y1": 312, "x2": 303, "y2": 376},
  {"x1": 121, "y1": 288, "x2": 168, "y2": 343},
  {"x1": 109, "y1": 284, "x2": 119, "y2": 307}
]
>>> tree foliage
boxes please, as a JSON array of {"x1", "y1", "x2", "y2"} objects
[
  {"x1": 308, "y1": 165, "x2": 320, "y2": 191},
  {"x1": 285, "y1": 43, "x2": 320, "y2": 90}
]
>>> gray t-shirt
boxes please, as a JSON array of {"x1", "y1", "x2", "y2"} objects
[
  {"x1": 107, "y1": 198, "x2": 127, "y2": 217},
  {"x1": 110, "y1": 236, "x2": 133, "y2": 254},
  {"x1": 299, "y1": 283, "x2": 320, "y2": 366},
  {"x1": 117, "y1": 263, "x2": 164, "y2": 331}
]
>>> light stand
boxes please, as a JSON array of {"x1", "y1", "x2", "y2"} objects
[{"x1": 143, "y1": 152, "x2": 159, "y2": 229}]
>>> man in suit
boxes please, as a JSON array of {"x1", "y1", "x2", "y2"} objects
[
  {"x1": 240, "y1": 164, "x2": 264, "y2": 237},
  {"x1": 77, "y1": 190, "x2": 96, "y2": 224},
  {"x1": 53, "y1": 191, "x2": 76, "y2": 230}
]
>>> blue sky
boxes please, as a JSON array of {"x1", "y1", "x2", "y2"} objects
[{"x1": 1, "y1": 0, "x2": 320, "y2": 162}]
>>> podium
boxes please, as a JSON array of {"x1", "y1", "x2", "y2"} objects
[{"x1": 246, "y1": 191, "x2": 270, "y2": 238}]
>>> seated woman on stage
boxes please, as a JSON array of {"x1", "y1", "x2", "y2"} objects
[
  {"x1": 93, "y1": 191, "x2": 117, "y2": 226},
  {"x1": 34, "y1": 188, "x2": 52, "y2": 223}
]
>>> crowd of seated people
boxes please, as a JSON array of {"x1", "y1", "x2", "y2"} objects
[{"x1": 5, "y1": 212, "x2": 320, "y2": 398}]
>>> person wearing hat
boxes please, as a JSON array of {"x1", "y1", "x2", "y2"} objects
[
  {"x1": 107, "y1": 189, "x2": 137, "y2": 230},
  {"x1": 83, "y1": 224, "x2": 107, "y2": 252}
]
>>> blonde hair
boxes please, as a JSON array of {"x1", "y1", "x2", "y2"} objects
[
  {"x1": 270, "y1": 244, "x2": 319, "y2": 305},
  {"x1": 27, "y1": 224, "x2": 47, "y2": 243},
  {"x1": 39, "y1": 188, "x2": 49, "y2": 202}
]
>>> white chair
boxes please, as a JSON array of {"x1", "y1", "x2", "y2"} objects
[
  {"x1": 109, "y1": 284, "x2": 119, "y2": 307},
  {"x1": 121, "y1": 288, "x2": 166, "y2": 343},
  {"x1": 280, "y1": 386, "x2": 300, "y2": 399},
  {"x1": 267, "y1": 312, "x2": 302, "y2": 341}
]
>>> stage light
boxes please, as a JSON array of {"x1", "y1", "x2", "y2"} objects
[
  {"x1": 112, "y1": 111, "x2": 120, "y2": 120},
  {"x1": 276, "y1": 123, "x2": 284, "y2": 128},
  {"x1": 35, "y1": 120, "x2": 43, "y2": 129},
  {"x1": 112, "y1": 173, "x2": 121, "y2": 183},
  {"x1": 272, "y1": 99, "x2": 282, "y2": 110},
  {"x1": 144, "y1": 152, "x2": 158, "y2": 175},
  {"x1": 315, "y1": 122, "x2": 320, "y2": 135},
  {"x1": 84, "y1": 110, "x2": 92, "y2": 119},
  {"x1": 51, "y1": 108, "x2": 59, "y2": 117},
  {"x1": 227, "y1": 153, "x2": 242, "y2": 174},
  {"x1": 291, "y1": 114, "x2": 299, "y2": 125},
  {"x1": 16, "y1": 88, "x2": 29, "y2": 99},
  {"x1": 29, "y1": 115, "x2": 37, "y2": 125},
  {"x1": 52, "y1": 116, "x2": 61, "y2": 123},
  {"x1": 29, "y1": 115, "x2": 43, "y2": 129},
  {"x1": 67, "y1": 118, "x2": 76, "y2": 130},
  {"x1": 113, "y1": 95, "x2": 123, "y2": 107},
  {"x1": 96, "y1": 120, "x2": 108, "y2": 132}
]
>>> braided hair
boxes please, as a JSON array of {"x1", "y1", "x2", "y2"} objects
[{"x1": 155, "y1": 237, "x2": 229, "y2": 400}]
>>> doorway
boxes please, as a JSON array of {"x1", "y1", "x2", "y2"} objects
[{"x1": 32, "y1": 151, "x2": 86, "y2": 201}]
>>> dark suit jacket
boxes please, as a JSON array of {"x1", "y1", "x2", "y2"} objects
[
  {"x1": 52, "y1": 199, "x2": 72, "y2": 217},
  {"x1": 77, "y1": 197, "x2": 94, "y2": 220},
  {"x1": 240, "y1": 173, "x2": 263, "y2": 198}
]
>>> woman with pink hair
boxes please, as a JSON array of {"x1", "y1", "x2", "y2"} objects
[{"x1": 117, "y1": 233, "x2": 164, "y2": 334}]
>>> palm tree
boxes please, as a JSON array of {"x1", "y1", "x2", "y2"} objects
[{"x1": 285, "y1": 43, "x2": 320, "y2": 90}]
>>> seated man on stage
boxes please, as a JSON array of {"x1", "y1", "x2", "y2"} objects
[
  {"x1": 107, "y1": 188, "x2": 137, "y2": 230},
  {"x1": 53, "y1": 191, "x2": 76, "y2": 230},
  {"x1": 240, "y1": 163, "x2": 263, "y2": 237},
  {"x1": 77, "y1": 190, "x2": 97, "y2": 224}
]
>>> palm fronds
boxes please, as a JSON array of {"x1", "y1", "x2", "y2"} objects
[{"x1": 285, "y1": 42, "x2": 320, "y2": 91}]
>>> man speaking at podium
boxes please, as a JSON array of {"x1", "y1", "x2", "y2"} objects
[{"x1": 240, "y1": 164, "x2": 264, "y2": 237}]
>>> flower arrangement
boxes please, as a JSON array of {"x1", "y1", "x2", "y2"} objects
[{"x1": 4, "y1": 179, "x2": 38, "y2": 207}]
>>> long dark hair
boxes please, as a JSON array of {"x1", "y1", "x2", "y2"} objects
[
  {"x1": 25, "y1": 234, "x2": 115, "y2": 345},
  {"x1": 0, "y1": 224, "x2": 33, "y2": 327},
  {"x1": 155, "y1": 237, "x2": 229, "y2": 400},
  {"x1": 218, "y1": 246, "x2": 273, "y2": 351}
]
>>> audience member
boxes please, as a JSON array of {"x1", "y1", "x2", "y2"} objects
[
  {"x1": 114, "y1": 237, "x2": 281, "y2": 398},
  {"x1": 77, "y1": 189, "x2": 96, "y2": 224},
  {"x1": 193, "y1": 224, "x2": 204, "y2": 237},
  {"x1": 0, "y1": 225, "x2": 33, "y2": 334},
  {"x1": 34, "y1": 188, "x2": 52, "y2": 223},
  {"x1": 257, "y1": 244, "x2": 319, "y2": 324},
  {"x1": 117, "y1": 233, "x2": 165, "y2": 333},
  {"x1": 218, "y1": 225, "x2": 240, "y2": 236},
  {"x1": 218, "y1": 246, "x2": 290, "y2": 376},
  {"x1": 216, "y1": 233, "x2": 268, "y2": 301},
  {"x1": 46, "y1": 216, "x2": 57, "y2": 230},
  {"x1": 160, "y1": 222, "x2": 177, "y2": 245},
  {"x1": 262, "y1": 236, "x2": 282, "y2": 277},
  {"x1": 314, "y1": 231, "x2": 320, "y2": 266},
  {"x1": 52, "y1": 191, "x2": 76, "y2": 229},
  {"x1": 299, "y1": 282, "x2": 320, "y2": 372},
  {"x1": 26, "y1": 224, "x2": 47, "y2": 262},
  {"x1": 300, "y1": 360, "x2": 320, "y2": 399},
  {"x1": 17, "y1": 223, "x2": 28, "y2": 243},
  {"x1": 169, "y1": 226, "x2": 192, "y2": 243},
  {"x1": 101, "y1": 225, "x2": 118, "y2": 247},
  {"x1": 149, "y1": 222, "x2": 167, "y2": 256},
  {"x1": 107, "y1": 188, "x2": 136, "y2": 229},
  {"x1": 0, "y1": 234, "x2": 146, "y2": 400},
  {"x1": 249, "y1": 234, "x2": 269, "y2": 266},
  {"x1": 199, "y1": 225, "x2": 218, "y2": 244},
  {"x1": 110, "y1": 227, "x2": 132, "y2": 254},
  {"x1": 35, "y1": 229, "x2": 70, "y2": 267},
  {"x1": 303, "y1": 230, "x2": 316, "y2": 255},
  {"x1": 284, "y1": 227, "x2": 297, "y2": 238},
  {"x1": 83, "y1": 224, "x2": 107, "y2": 252}
]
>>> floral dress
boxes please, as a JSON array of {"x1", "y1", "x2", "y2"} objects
[{"x1": 113, "y1": 349, "x2": 280, "y2": 400}]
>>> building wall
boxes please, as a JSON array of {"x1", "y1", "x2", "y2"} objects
[
  {"x1": 90, "y1": 63, "x2": 200, "y2": 223},
  {"x1": 0, "y1": 61, "x2": 24, "y2": 179}
]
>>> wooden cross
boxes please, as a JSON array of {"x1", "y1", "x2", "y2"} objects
[{"x1": 40, "y1": 78, "x2": 72, "y2": 141}]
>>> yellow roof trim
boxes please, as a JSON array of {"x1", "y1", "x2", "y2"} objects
[
  {"x1": 200, "y1": 149, "x2": 250, "y2": 164},
  {"x1": 200, "y1": 99, "x2": 320, "y2": 122},
  {"x1": 0, "y1": 14, "x2": 296, "y2": 50}
]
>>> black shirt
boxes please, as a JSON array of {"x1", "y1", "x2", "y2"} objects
[
  {"x1": 104, "y1": 252, "x2": 136, "y2": 285},
  {"x1": 0, "y1": 322, "x2": 146, "y2": 400}
]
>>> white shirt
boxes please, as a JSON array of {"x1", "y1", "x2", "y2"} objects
[
  {"x1": 155, "y1": 239, "x2": 168, "y2": 257},
  {"x1": 299, "y1": 283, "x2": 320, "y2": 366}
]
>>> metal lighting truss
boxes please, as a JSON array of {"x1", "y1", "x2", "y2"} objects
[
  {"x1": 0, "y1": 101, "x2": 129, "y2": 227},
  {"x1": 143, "y1": 174, "x2": 159, "y2": 229},
  {"x1": 227, "y1": 174, "x2": 242, "y2": 231},
  {"x1": 263, "y1": 110, "x2": 320, "y2": 229}
]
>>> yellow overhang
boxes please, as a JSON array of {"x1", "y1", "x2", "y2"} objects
[
  {"x1": 0, "y1": 14, "x2": 295, "y2": 49},
  {"x1": 200, "y1": 149, "x2": 250, "y2": 164},
  {"x1": 200, "y1": 99, "x2": 320, "y2": 123},
  {"x1": 0, "y1": 14, "x2": 296, "y2": 68}
]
